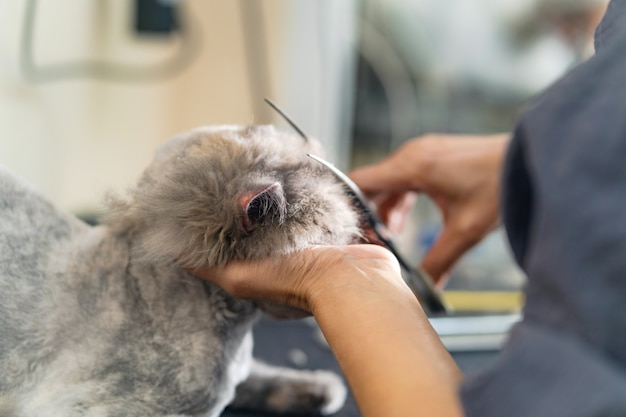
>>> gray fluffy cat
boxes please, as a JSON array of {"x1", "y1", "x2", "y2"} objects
[{"x1": 0, "y1": 125, "x2": 362, "y2": 417}]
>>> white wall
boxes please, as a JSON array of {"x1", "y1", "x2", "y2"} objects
[
  {"x1": 280, "y1": 0, "x2": 359, "y2": 169},
  {"x1": 0, "y1": 0, "x2": 357, "y2": 216}
]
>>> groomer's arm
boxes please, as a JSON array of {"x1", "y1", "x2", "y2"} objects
[
  {"x1": 188, "y1": 245, "x2": 464, "y2": 417},
  {"x1": 310, "y1": 247, "x2": 464, "y2": 417}
]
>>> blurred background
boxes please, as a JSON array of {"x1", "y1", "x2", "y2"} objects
[{"x1": 0, "y1": 0, "x2": 608, "y2": 307}]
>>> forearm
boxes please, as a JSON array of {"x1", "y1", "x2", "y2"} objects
[{"x1": 312, "y1": 279, "x2": 464, "y2": 417}]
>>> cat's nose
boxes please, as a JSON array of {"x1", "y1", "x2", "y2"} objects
[{"x1": 239, "y1": 182, "x2": 287, "y2": 233}]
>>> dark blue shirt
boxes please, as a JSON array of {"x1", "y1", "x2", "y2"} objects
[{"x1": 461, "y1": 1, "x2": 626, "y2": 415}]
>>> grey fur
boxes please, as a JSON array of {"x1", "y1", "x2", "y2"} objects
[{"x1": 0, "y1": 125, "x2": 360, "y2": 416}]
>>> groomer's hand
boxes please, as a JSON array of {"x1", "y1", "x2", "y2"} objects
[
  {"x1": 187, "y1": 245, "x2": 463, "y2": 417},
  {"x1": 349, "y1": 133, "x2": 510, "y2": 285},
  {"x1": 186, "y1": 244, "x2": 402, "y2": 318}
]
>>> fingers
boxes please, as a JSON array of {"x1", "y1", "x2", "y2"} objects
[
  {"x1": 185, "y1": 259, "x2": 268, "y2": 299},
  {"x1": 420, "y1": 225, "x2": 481, "y2": 285},
  {"x1": 189, "y1": 249, "x2": 332, "y2": 312},
  {"x1": 374, "y1": 192, "x2": 417, "y2": 233},
  {"x1": 349, "y1": 155, "x2": 420, "y2": 195},
  {"x1": 420, "y1": 231, "x2": 462, "y2": 285},
  {"x1": 188, "y1": 260, "x2": 314, "y2": 319}
]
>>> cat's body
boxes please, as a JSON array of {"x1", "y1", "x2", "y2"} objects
[{"x1": 0, "y1": 125, "x2": 360, "y2": 417}]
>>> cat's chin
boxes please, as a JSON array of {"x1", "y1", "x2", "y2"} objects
[{"x1": 254, "y1": 300, "x2": 311, "y2": 319}]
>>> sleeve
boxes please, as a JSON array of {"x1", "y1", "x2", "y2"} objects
[
  {"x1": 595, "y1": 0, "x2": 626, "y2": 52},
  {"x1": 461, "y1": 2, "x2": 626, "y2": 415}
]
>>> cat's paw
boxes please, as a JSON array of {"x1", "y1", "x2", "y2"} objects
[
  {"x1": 230, "y1": 362, "x2": 348, "y2": 415},
  {"x1": 310, "y1": 369, "x2": 348, "y2": 415}
]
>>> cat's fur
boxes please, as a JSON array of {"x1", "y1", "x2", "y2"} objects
[{"x1": 0, "y1": 125, "x2": 361, "y2": 417}]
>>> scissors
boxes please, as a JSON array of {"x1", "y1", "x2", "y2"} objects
[{"x1": 265, "y1": 98, "x2": 450, "y2": 315}]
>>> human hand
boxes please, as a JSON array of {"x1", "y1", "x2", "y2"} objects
[
  {"x1": 349, "y1": 133, "x2": 510, "y2": 285},
  {"x1": 187, "y1": 245, "x2": 463, "y2": 417},
  {"x1": 186, "y1": 245, "x2": 405, "y2": 319}
]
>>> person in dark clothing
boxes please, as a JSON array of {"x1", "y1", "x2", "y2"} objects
[{"x1": 189, "y1": 1, "x2": 626, "y2": 415}]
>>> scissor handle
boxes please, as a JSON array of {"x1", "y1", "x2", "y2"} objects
[{"x1": 369, "y1": 219, "x2": 449, "y2": 314}]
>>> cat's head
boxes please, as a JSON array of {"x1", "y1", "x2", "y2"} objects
[{"x1": 106, "y1": 125, "x2": 361, "y2": 268}]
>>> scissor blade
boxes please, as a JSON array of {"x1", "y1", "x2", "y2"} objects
[{"x1": 307, "y1": 154, "x2": 378, "y2": 216}]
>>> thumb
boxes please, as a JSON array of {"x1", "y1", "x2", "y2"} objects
[{"x1": 420, "y1": 226, "x2": 476, "y2": 285}]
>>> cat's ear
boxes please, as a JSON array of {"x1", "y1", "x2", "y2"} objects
[{"x1": 239, "y1": 182, "x2": 287, "y2": 233}]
